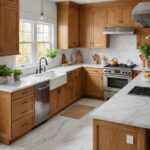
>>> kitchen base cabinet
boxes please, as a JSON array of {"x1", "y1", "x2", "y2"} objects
[
  {"x1": 0, "y1": 87, "x2": 34, "y2": 145},
  {"x1": 93, "y1": 120, "x2": 149, "y2": 150},
  {"x1": 49, "y1": 69, "x2": 83, "y2": 117},
  {"x1": 83, "y1": 68, "x2": 104, "y2": 99},
  {"x1": 133, "y1": 70, "x2": 142, "y2": 79}
]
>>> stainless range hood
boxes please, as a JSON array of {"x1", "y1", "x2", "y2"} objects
[
  {"x1": 103, "y1": 27, "x2": 135, "y2": 35},
  {"x1": 132, "y1": 2, "x2": 150, "y2": 28}
]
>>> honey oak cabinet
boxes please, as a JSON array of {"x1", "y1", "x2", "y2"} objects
[
  {"x1": 0, "y1": 0, "x2": 19, "y2": 56},
  {"x1": 57, "y1": 1, "x2": 79, "y2": 49},
  {"x1": 106, "y1": 6, "x2": 135, "y2": 27},
  {"x1": 93, "y1": 120, "x2": 149, "y2": 150},
  {"x1": 79, "y1": 9, "x2": 93, "y2": 48},
  {"x1": 49, "y1": 84, "x2": 68, "y2": 116},
  {"x1": 136, "y1": 25, "x2": 150, "y2": 48},
  {"x1": 132, "y1": 70, "x2": 142, "y2": 79},
  {"x1": 49, "y1": 69, "x2": 83, "y2": 117},
  {"x1": 83, "y1": 68, "x2": 104, "y2": 99},
  {"x1": 80, "y1": 8, "x2": 109, "y2": 48},
  {"x1": 0, "y1": 87, "x2": 34, "y2": 145}
]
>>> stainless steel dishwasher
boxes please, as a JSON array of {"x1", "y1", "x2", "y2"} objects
[{"x1": 34, "y1": 81, "x2": 50, "y2": 127}]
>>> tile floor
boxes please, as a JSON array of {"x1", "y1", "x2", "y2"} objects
[{"x1": 0, "y1": 98, "x2": 105, "y2": 150}]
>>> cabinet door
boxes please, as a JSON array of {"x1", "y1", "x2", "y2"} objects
[
  {"x1": 93, "y1": 8, "x2": 109, "y2": 48},
  {"x1": 74, "y1": 72, "x2": 81, "y2": 100},
  {"x1": 94, "y1": 120, "x2": 147, "y2": 150},
  {"x1": 0, "y1": 6, "x2": 19, "y2": 56},
  {"x1": 69, "y1": 7, "x2": 79, "y2": 48},
  {"x1": 136, "y1": 26, "x2": 150, "y2": 48},
  {"x1": 85, "y1": 74, "x2": 103, "y2": 99},
  {"x1": 121, "y1": 6, "x2": 135, "y2": 26},
  {"x1": 1, "y1": 0, "x2": 18, "y2": 8},
  {"x1": 80, "y1": 9, "x2": 93, "y2": 48},
  {"x1": 106, "y1": 7, "x2": 120, "y2": 26},
  {"x1": 67, "y1": 78, "x2": 75, "y2": 104},
  {"x1": 49, "y1": 89, "x2": 59, "y2": 116}
]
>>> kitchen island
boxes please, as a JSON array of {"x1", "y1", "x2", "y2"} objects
[{"x1": 90, "y1": 72, "x2": 150, "y2": 150}]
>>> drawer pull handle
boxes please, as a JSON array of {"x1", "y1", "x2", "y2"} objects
[
  {"x1": 21, "y1": 110, "x2": 28, "y2": 114},
  {"x1": 22, "y1": 123, "x2": 28, "y2": 127},
  {"x1": 21, "y1": 101, "x2": 28, "y2": 105},
  {"x1": 22, "y1": 91, "x2": 28, "y2": 95}
]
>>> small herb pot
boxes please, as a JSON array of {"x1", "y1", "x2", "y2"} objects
[
  {"x1": 14, "y1": 75, "x2": 21, "y2": 81},
  {"x1": 0, "y1": 76, "x2": 7, "y2": 84}
]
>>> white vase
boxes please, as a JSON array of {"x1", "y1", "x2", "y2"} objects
[
  {"x1": 14, "y1": 75, "x2": 21, "y2": 81},
  {"x1": 0, "y1": 76, "x2": 7, "y2": 84}
]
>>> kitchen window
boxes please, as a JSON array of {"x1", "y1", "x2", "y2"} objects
[{"x1": 16, "y1": 20, "x2": 54, "y2": 67}]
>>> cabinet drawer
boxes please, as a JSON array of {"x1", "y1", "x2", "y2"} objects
[
  {"x1": 12, "y1": 95, "x2": 34, "y2": 121},
  {"x1": 12, "y1": 114, "x2": 34, "y2": 139},
  {"x1": 12, "y1": 87, "x2": 34, "y2": 100},
  {"x1": 84, "y1": 68, "x2": 103, "y2": 75},
  {"x1": 0, "y1": 0, "x2": 18, "y2": 8}
]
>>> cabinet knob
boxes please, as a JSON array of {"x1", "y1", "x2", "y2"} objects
[{"x1": 0, "y1": 47, "x2": 3, "y2": 50}]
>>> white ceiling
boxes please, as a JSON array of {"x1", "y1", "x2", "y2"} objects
[{"x1": 50, "y1": 0, "x2": 116, "y2": 4}]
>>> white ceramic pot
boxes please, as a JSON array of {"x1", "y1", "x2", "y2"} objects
[
  {"x1": 0, "y1": 76, "x2": 7, "y2": 84},
  {"x1": 14, "y1": 75, "x2": 21, "y2": 81}
]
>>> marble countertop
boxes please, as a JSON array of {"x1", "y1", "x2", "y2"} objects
[
  {"x1": 90, "y1": 72, "x2": 150, "y2": 129},
  {"x1": 133, "y1": 65, "x2": 150, "y2": 71},
  {"x1": 0, "y1": 63, "x2": 104, "y2": 93}
]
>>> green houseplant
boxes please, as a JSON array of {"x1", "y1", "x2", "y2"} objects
[
  {"x1": 140, "y1": 43, "x2": 150, "y2": 68},
  {"x1": 13, "y1": 69, "x2": 23, "y2": 81},
  {"x1": 0, "y1": 65, "x2": 13, "y2": 84},
  {"x1": 46, "y1": 49, "x2": 57, "y2": 61}
]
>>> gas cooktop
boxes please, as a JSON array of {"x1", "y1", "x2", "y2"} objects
[
  {"x1": 128, "y1": 86, "x2": 150, "y2": 97},
  {"x1": 104, "y1": 64, "x2": 136, "y2": 69}
]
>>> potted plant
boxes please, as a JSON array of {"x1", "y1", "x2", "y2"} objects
[
  {"x1": 140, "y1": 43, "x2": 150, "y2": 68},
  {"x1": 0, "y1": 65, "x2": 13, "y2": 84},
  {"x1": 13, "y1": 69, "x2": 23, "y2": 81},
  {"x1": 46, "y1": 49, "x2": 57, "y2": 62}
]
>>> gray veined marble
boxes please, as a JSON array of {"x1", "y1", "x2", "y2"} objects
[{"x1": 0, "y1": 98, "x2": 104, "y2": 150}]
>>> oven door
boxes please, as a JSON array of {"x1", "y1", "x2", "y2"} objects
[{"x1": 104, "y1": 75, "x2": 132, "y2": 92}]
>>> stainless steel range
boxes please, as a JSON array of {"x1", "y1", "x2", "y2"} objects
[{"x1": 103, "y1": 64, "x2": 136, "y2": 100}]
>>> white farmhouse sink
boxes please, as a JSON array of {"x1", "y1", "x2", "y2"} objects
[{"x1": 34, "y1": 71, "x2": 67, "y2": 90}]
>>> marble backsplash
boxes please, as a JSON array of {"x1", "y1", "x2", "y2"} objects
[{"x1": 80, "y1": 35, "x2": 141, "y2": 65}]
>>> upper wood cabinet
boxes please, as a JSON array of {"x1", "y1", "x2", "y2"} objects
[
  {"x1": 106, "y1": 6, "x2": 135, "y2": 27},
  {"x1": 80, "y1": 8, "x2": 109, "y2": 48},
  {"x1": 136, "y1": 24, "x2": 150, "y2": 48},
  {"x1": 79, "y1": 9, "x2": 93, "y2": 48},
  {"x1": 57, "y1": 1, "x2": 79, "y2": 49},
  {"x1": 0, "y1": 0, "x2": 18, "y2": 8},
  {"x1": 0, "y1": 0, "x2": 19, "y2": 56}
]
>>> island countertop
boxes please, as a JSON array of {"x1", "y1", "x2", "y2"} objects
[{"x1": 90, "y1": 72, "x2": 150, "y2": 129}]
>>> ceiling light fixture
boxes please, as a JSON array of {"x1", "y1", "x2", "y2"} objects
[{"x1": 40, "y1": 0, "x2": 44, "y2": 21}]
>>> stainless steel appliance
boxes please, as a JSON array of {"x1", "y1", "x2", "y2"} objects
[
  {"x1": 128, "y1": 86, "x2": 150, "y2": 97},
  {"x1": 103, "y1": 27, "x2": 135, "y2": 35},
  {"x1": 104, "y1": 64, "x2": 135, "y2": 100},
  {"x1": 35, "y1": 81, "x2": 49, "y2": 127}
]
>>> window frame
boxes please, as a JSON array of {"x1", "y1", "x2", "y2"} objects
[{"x1": 15, "y1": 19, "x2": 55, "y2": 68}]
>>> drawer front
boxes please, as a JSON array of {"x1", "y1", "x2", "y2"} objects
[
  {"x1": 12, "y1": 95, "x2": 34, "y2": 121},
  {"x1": 84, "y1": 68, "x2": 103, "y2": 75},
  {"x1": 12, "y1": 114, "x2": 34, "y2": 139},
  {"x1": 1, "y1": 0, "x2": 18, "y2": 8},
  {"x1": 12, "y1": 87, "x2": 34, "y2": 100}
]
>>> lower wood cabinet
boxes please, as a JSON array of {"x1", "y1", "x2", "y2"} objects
[
  {"x1": 49, "y1": 69, "x2": 83, "y2": 117},
  {"x1": 83, "y1": 68, "x2": 104, "y2": 99},
  {"x1": 93, "y1": 120, "x2": 149, "y2": 150},
  {"x1": 133, "y1": 70, "x2": 142, "y2": 79},
  {"x1": 0, "y1": 87, "x2": 34, "y2": 144}
]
